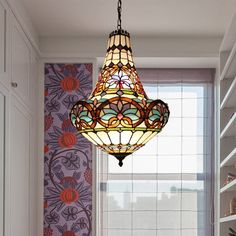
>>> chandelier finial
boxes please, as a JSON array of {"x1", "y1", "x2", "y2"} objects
[{"x1": 117, "y1": 0, "x2": 122, "y2": 30}]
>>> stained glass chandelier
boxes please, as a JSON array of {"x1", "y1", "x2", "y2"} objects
[{"x1": 70, "y1": 0, "x2": 170, "y2": 166}]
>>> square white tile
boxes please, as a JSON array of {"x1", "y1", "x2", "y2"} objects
[
  {"x1": 133, "y1": 230, "x2": 156, "y2": 236},
  {"x1": 157, "y1": 211, "x2": 180, "y2": 229},
  {"x1": 107, "y1": 193, "x2": 132, "y2": 211},
  {"x1": 133, "y1": 192, "x2": 157, "y2": 210},
  {"x1": 107, "y1": 229, "x2": 132, "y2": 236},
  {"x1": 157, "y1": 192, "x2": 181, "y2": 210},
  {"x1": 157, "y1": 229, "x2": 181, "y2": 236},
  {"x1": 133, "y1": 211, "x2": 156, "y2": 230},
  {"x1": 108, "y1": 211, "x2": 131, "y2": 229}
]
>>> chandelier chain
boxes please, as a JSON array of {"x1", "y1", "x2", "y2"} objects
[{"x1": 117, "y1": 0, "x2": 122, "y2": 30}]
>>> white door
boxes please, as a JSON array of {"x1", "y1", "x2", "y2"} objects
[
  {"x1": 0, "y1": 91, "x2": 5, "y2": 236},
  {"x1": 11, "y1": 20, "x2": 31, "y2": 105},
  {"x1": 10, "y1": 97, "x2": 31, "y2": 236}
]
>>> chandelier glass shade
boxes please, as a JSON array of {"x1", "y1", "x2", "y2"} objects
[{"x1": 70, "y1": 1, "x2": 170, "y2": 166}]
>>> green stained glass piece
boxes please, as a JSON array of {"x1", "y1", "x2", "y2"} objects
[
  {"x1": 152, "y1": 110, "x2": 161, "y2": 116},
  {"x1": 87, "y1": 100, "x2": 94, "y2": 104},
  {"x1": 125, "y1": 114, "x2": 139, "y2": 120},
  {"x1": 133, "y1": 98, "x2": 141, "y2": 103},
  {"x1": 80, "y1": 111, "x2": 88, "y2": 116},
  {"x1": 101, "y1": 113, "x2": 115, "y2": 121},
  {"x1": 150, "y1": 115, "x2": 159, "y2": 121},
  {"x1": 71, "y1": 114, "x2": 76, "y2": 125},
  {"x1": 123, "y1": 108, "x2": 137, "y2": 115},
  {"x1": 103, "y1": 108, "x2": 117, "y2": 115},
  {"x1": 80, "y1": 116, "x2": 92, "y2": 122}
]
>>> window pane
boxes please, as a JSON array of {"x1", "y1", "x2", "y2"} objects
[
  {"x1": 97, "y1": 80, "x2": 213, "y2": 236},
  {"x1": 132, "y1": 156, "x2": 157, "y2": 173},
  {"x1": 182, "y1": 137, "x2": 203, "y2": 155},
  {"x1": 182, "y1": 99, "x2": 204, "y2": 117},
  {"x1": 133, "y1": 193, "x2": 157, "y2": 210},
  {"x1": 158, "y1": 137, "x2": 181, "y2": 155},
  {"x1": 157, "y1": 192, "x2": 181, "y2": 210},
  {"x1": 158, "y1": 156, "x2": 181, "y2": 173},
  {"x1": 164, "y1": 99, "x2": 181, "y2": 117},
  {"x1": 158, "y1": 180, "x2": 182, "y2": 193},
  {"x1": 161, "y1": 117, "x2": 181, "y2": 136},
  {"x1": 182, "y1": 118, "x2": 204, "y2": 136},
  {"x1": 145, "y1": 85, "x2": 158, "y2": 99},
  {"x1": 182, "y1": 85, "x2": 204, "y2": 98},
  {"x1": 158, "y1": 85, "x2": 182, "y2": 99},
  {"x1": 133, "y1": 211, "x2": 156, "y2": 229},
  {"x1": 157, "y1": 211, "x2": 181, "y2": 229}
]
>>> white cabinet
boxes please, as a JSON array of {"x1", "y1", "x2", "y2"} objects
[
  {"x1": 219, "y1": 11, "x2": 236, "y2": 236},
  {"x1": 0, "y1": 1, "x2": 40, "y2": 236},
  {"x1": 0, "y1": 88, "x2": 5, "y2": 236},
  {"x1": 10, "y1": 97, "x2": 31, "y2": 236},
  {"x1": 11, "y1": 19, "x2": 31, "y2": 105},
  {"x1": 0, "y1": 1, "x2": 8, "y2": 87},
  {"x1": 30, "y1": 52, "x2": 38, "y2": 112},
  {"x1": 0, "y1": 2, "x2": 5, "y2": 74}
]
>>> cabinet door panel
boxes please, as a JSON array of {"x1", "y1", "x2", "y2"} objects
[
  {"x1": 12, "y1": 23, "x2": 30, "y2": 104},
  {"x1": 30, "y1": 52, "x2": 38, "y2": 111},
  {"x1": 0, "y1": 91, "x2": 5, "y2": 236},
  {"x1": 0, "y1": 3, "x2": 6, "y2": 76},
  {"x1": 10, "y1": 98, "x2": 30, "y2": 236}
]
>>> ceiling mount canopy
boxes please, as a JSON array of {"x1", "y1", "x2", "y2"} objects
[{"x1": 70, "y1": 0, "x2": 170, "y2": 166}]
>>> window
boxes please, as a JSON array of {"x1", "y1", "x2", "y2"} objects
[{"x1": 96, "y1": 69, "x2": 214, "y2": 236}]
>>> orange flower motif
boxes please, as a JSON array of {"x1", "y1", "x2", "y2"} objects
[
  {"x1": 45, "y1": 89, "x2": 49, "y2": 97},
  {"x1": 60, "y1": 76, "x2": 80, "y2": 92},
  {"x1": 60, "y1": 188, "x2": 79, "y2": 204},
  {"x1": 58, "y1": 132, "x2": 77, "y2": 148},
  {"x1": 62, "y1": 231, "x2": 75, "y2": 236},
  {"x1": 44, "y1": 227, "x2": 53, "y2": 236},
  {"x1": 44, "y1": 145, "x2": 49, "y2": 153},
  {"x1": 44, "y1": 200, "x2": 48, "y2": 209},
  {"x1": 84, "y1": 168, "x2": 92, "y2": 185}
]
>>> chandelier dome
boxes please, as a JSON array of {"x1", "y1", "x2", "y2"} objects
[{"x1": 70, "y1": 30, "x2": 170, "y2": 166}]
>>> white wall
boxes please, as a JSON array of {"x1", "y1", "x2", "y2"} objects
[{"x1": 40, "y1": 35, "x2": 222, "y2": 59}]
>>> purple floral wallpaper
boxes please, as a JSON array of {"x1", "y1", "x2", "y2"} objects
[{"x1": 44, "y1": 63, "x2": 93, "y2": 236}]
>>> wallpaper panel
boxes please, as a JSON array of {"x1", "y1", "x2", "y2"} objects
[{"x1": 44, "y1": 63, "x2": 93, "y2": 236}]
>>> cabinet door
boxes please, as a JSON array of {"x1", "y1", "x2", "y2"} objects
[
  {"x1": 30, "y1": 52, "x2": 38, "y2": 112},
  {"x1": 11, "y1": 20, "x2": 30, "y2": 105},
  {"x1": 0, "y1": 2, "x2": 7, "y2": 86},
  {"x1": 0, "y1": 90, "x2": 5, "y2": 236},
  {"x1": 10, "y1": 97, "x2": 30, "y2": 236}
]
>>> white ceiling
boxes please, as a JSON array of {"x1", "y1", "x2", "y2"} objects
[{"x1": 19, "y1": 0, "x2": 236, "y2": 38}]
